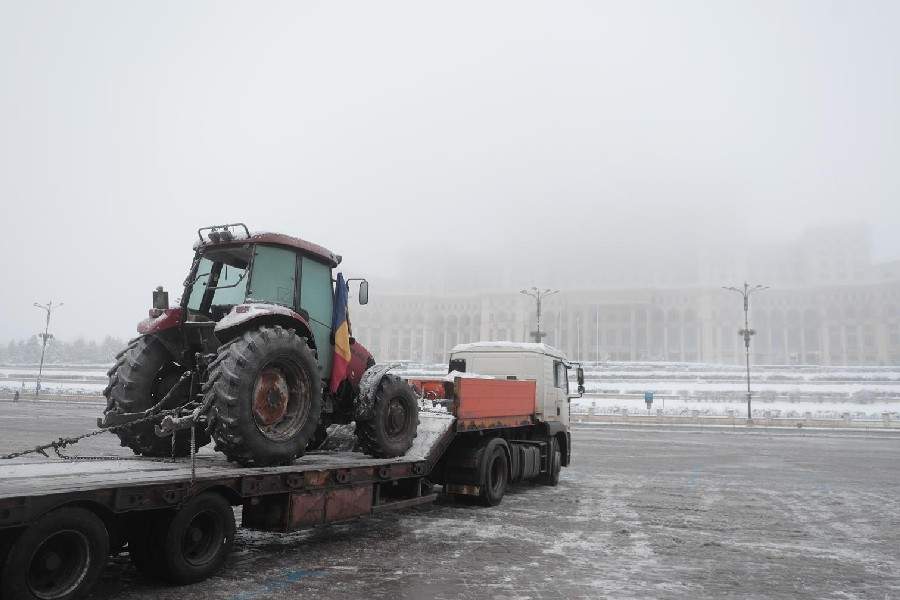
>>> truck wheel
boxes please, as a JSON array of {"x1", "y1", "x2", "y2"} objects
[
  {"x1": 356, "y1": 375, "x2": 419, "y2": 458},
  {"x1": 0, "y1": 507, "x2": 109, "y2": 600},
  {"x1": 538, "y1": 437, "x2": 562, "y2": 486},
  {"x1": 208, "y1": 325, "x2": 322, "y2": 466},
  {"x1": 104, "y1": 336, "x2": 211, "y2": 457},
  {"x1": 480, "y1": 443, "x2": 509, "y2": 506},
  {"x1": 150, "y1": 492, "x2": 236, "y2": 585}
]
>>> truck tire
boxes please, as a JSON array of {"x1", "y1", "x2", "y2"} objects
[
  {"x1": 356, "y1": 374, "x2": 419, "y2": 458},
  {"x1": 103, "y1": 336, "x2": 210, "y2": 457},
  {"x1": 147, "y1": 492, "x2": 235, "y2": 585},
  {"x1": 0, "y1": 507, "x2": 109, "y2": 600},
  {"x1": 538, "y1": 437, "x2": 562, "y2": 486},
  {"x1": 480, "y1": 441, "x2": 509, "y2": 506},
  {"x1": 207, "y1": 325, "x2": 322, "y2": 466}
]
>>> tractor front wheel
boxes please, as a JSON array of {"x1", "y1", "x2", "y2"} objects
[
  {"x1": 207, "y1": 325, "x2": 322, "y2": 466},
  {"x1": 356, "y1": 374, "x2": 419, "y2": 458}
]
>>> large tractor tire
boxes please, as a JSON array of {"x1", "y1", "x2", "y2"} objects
[
  {"x1": 356, "y1": 374, "x2": 419, "y2": 458},
  {"x1": 206, "y1": 325, "x2": 322, "y2": 467},
  {"x1": 104, "y1": 336, "x2": 211, "y2": 457}
]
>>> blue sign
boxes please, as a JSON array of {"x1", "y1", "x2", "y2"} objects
[{"x1": 644, "y1": 391, "x2": 654, "y2": 404}]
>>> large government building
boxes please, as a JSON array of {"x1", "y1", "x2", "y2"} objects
[{"x1": 351, "y1": 225, "x2": 900, "y2": 366}]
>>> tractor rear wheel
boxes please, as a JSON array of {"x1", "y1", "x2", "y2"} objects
[
  {"x1": 207, "y1": 325, "x2": 322, "y2": 466},
  {"x1": 356, "y1": 374, "x2": 419, "y2": 458},
  {"x1": 103, "y1": 336, "x2": 211, "y2": 457}
]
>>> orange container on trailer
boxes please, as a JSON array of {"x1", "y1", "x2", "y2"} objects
[{"x1": 454, "y1": 378, "x2": 536, "y2": 430}]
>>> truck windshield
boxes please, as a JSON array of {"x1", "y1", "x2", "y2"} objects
[{"x1": 187, "y1": 246, "x2": 250, "y2": 317}]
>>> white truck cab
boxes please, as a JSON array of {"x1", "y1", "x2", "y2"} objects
[{"x1": 447, "y1": 341, "x2": 584, "y2": 427}]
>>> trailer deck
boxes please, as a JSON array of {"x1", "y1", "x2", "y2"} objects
[{"x1": 0, "y1": 411, "x2": 456, "y2": 531}]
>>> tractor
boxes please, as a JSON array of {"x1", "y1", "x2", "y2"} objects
[{"x1": 100, "y1": 223, "x2": 419, "y2": 466}]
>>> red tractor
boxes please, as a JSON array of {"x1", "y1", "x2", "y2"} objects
[{"x1": 100, "y1": 224, "x2": 419, "y2": 466}]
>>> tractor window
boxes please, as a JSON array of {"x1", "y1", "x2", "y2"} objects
[
  {"x1": 299, "y1": 255, "x2": 334, "y2": 376},
  {"x1": 299, "y1": 256, "x2": 333, "y2": 327},
  {"x1": 187, "y1": 258, "x2": 213, "y2": 310},
  {"x1": 187, "y1": 250, "x2": 249, "y2": 315},
  {"x1": 248, "y1": 246, "x2": 296, "y2": 307},
  {"x1": 210, "y1": 263, "x2": 247, "y2": 307}
]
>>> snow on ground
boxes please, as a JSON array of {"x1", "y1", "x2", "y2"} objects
[
  {"x1": 4, "y1": 360, "x2": 899, "y2": 419},
  {"x1": 571, "y1": 395, "x2": 900, "y2": 420}
]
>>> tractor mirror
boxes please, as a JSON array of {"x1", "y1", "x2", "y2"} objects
[
  {"x1": 358, "y1": 280, "x2": 369, "y2": 305},
  {"x1": 576, "y1": 366, "x2": 584, "y2": 386}
]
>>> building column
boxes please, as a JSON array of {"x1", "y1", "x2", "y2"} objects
[{"x1": 663, "y1": 317, "x2": 669, "y2": 361}]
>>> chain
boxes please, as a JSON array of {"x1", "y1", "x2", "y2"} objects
[
  {"x1": 190, "y1": 424, "x2": 197, "y2": 487},
  {"x1": 0, "y1": 406, "x2": 186, "y2": 461}
]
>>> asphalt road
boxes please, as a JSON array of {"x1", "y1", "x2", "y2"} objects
[{"x1": 1, "y1": 401, "x2": 899, "y2": 599}]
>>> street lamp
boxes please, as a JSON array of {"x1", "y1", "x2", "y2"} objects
[
  {"x1": 722, "y1": 283, "x2": 768, "y2": 421},
  {"x1": 520, "y1": 287, "x2": 558, "y2": 343},
  {"x1": 33, "y1": 300, "x2": 63, "y2": 397}
]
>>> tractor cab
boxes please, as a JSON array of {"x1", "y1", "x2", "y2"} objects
[{"x1": 182, "y1": 226, "x2": 348, "y2": 374}]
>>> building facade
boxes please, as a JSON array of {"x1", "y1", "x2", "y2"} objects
[{"x1": 351, "y1": 227, "x2": 900, "y2": 366}]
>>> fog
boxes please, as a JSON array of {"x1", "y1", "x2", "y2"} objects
[{"x1": 1, "y1": 0, "x2": 898, "y2": 342}]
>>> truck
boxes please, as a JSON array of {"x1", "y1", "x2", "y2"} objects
[{"x1": 0, "y1": 342, "x2": 582, "y2": 600}]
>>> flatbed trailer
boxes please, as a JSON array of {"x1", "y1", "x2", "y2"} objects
[
  {"x1": 0, "y1": 411, "x2": 458, "y2": 600},
  {"x1": 0, "y1": 345, "x2": 577, "y2": 599},
  {"x1": 0, "y1": 438, "x2": 450, "y2": 534}
]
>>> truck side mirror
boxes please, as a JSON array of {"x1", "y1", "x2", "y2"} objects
[
  {"x1": 358, "y1": 280, "x2": 369, "y2": 305},
  {"x1": 576, "y1": 366, "x2": 585, "y2": 395}
]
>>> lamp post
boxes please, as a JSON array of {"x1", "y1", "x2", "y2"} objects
[
  {"x1": 520, "y1": 287, "x2": 558, "y2": 343},
  {"x1": 722, "y1": 283, "x2": 767, "y2": 421},
  {"x1": 33, "y1": 300, "x2": 62, "y2": 397}
]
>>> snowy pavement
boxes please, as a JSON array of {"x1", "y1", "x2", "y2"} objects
[{"x1": 0, "y1": 403, "x2": 898, "y2": 599}]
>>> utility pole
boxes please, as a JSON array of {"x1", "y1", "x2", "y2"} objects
[
  {"x1": 520, "y1": 287, "x2": 558, "y2": 343},
  {"x1": 33, "y1": 300, "x2": 62, "y2": 397},
  {"x1": 722, "y1": 283, "x2": 767, "y2": 422}
]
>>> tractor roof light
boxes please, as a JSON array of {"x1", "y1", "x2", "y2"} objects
[{"x1": 197, "y1": 223, "x2": 251, "y2": 245}]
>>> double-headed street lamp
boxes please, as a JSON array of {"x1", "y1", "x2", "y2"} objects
[
  {"x1": 722, "y1": 283, "x2": 768, "y2": 421},
  {"x1": 520, "y1": 287, "x2": 558, "y2": 343},
  {"x1": 33, "y1": 300, "x2": 63, "y2": 397}
]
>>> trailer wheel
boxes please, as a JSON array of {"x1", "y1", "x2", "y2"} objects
[
  {"x1": 538, "y1": 437, "x2": 562, "y2": 486},
  {"x1": 356, "y1": 375, "x2": 419, "y2": 458},
  {"x1": 480, "y1": 443, "x2": 509, "y2": 506},
  {"x1": 0, "y1": 507, "x2": 109, "y2": 600},
  {"x1": 150, "y1": 492, "x2": 235, "y2": 585}
]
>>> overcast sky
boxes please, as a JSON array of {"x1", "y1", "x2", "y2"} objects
[{"x1": 1, "y1": 0, "x2": 898, "y2": 341}]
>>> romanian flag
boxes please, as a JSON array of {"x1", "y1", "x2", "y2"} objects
[{"x1": 329, "y1": 272, "x2": 352, "y2": 393}]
